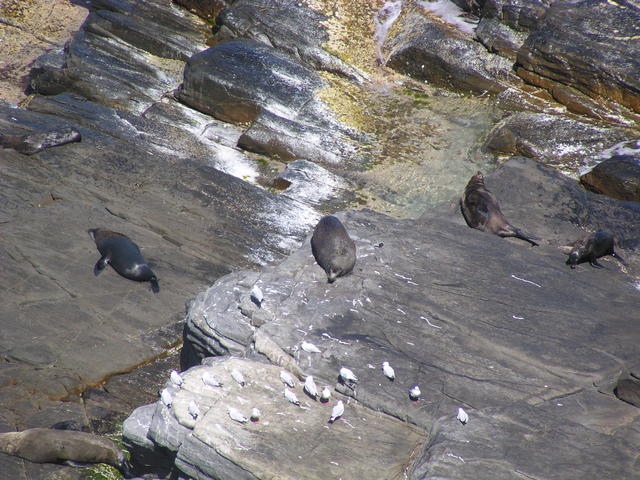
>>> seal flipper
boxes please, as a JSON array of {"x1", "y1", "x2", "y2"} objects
[
  {"x1": 612, "y1": 252, "x2": 627, "y2": 265},
  {"x1": 94, "y1": 256, "x2": 109, "y2": 276},
  {"x1": 590, "y1": 258, "x2": 605, "y2": 268},
  {"x1": 149, "y1": 276, "x2": 160, "y2": 294}
]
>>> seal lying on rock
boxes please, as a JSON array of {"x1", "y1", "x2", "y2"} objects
[
  {"x1": 88, "y1": 228, "x2": 159, "y2": 293},
  {"x1": 566, "y1": 231, "x2": 625, "y2": 269},
  {"x1": 311, "y1": 216, "x2": 356, "y2": 283},
  {"x1": 0, "y1": 127, "x2": 81, "y2": 155},
  {"x1": 460, "y1": 171, "x2": 539, "y2": 246},
  {"x1": 0, "y1": 428, "x2": 130, "y2": 473}
]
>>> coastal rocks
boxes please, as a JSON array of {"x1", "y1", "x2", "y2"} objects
[
  {"x1": 517, "y1": 0, "x2": 640, "y2": 114},
  {"x1": 214, "y1": 0, "x2": 366, "y2": 81},
  {"x1": 410, "y1": 404, "x2": 636, "y2": 479},
  {"x1": 124, "y1": 357, "x2": 425, "y2": 480},
  {"x1": 581, "y1": 154, "x2": 640, "y2": 202},
  {"x1": 385, "y1": 6, "x2": 517, "y2": 94},
  {"x1": 177, "y1": 38, "x2": 363, "y2": 164},
  {"x1": 483, "y1": 112, "x2": 634, "y2": 173},
  {"x1": 481, "y1": 0, "x2": 551, "y2": 31},
  {"x1": 125, "y1": 157, "x2": 640, "y2": 478}
]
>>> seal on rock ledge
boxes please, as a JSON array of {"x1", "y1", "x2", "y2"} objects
[
  {"x1": 88, "y1": 228, "x2": 159, "y2": 293},
  {"x1": 311, "y1": 216, "x2": 356, "y2": 283},
  {"x1": 0, "y1": 428, "x2": 130, "y2": 473},
  {"x1": 460, "y1": 171, "x2": 539, "y2": 246},
  {"x1": 566, "y1": 231, "x2": 625, "y2": 269}
]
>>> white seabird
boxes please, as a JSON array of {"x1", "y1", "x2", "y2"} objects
[
  {"x1": 457, "y1": 407, "x2": 468, "y2": 425},
  {"x1": 160, "y1": 388, "x2": 173, "y2": 407},
  {"x1": 320, "y1": 386, "x2": 331, "y2": 402},
  {"x1": 188, "y1": 400, "x2": 200, "y2": 419},
  {"x1": 284, "y1": 388, "x2": 300, "y2": 406},
  {"x1": 170, "y1": 370, "x2": 183, "y2": 387},
  {"x1": 304, "y1": 375, "x2": 318, "y2": 399},
  {"x1": 228, "y1": 407, "x2": 248, "y2": 423},
  {"x1": 409, "y1": 385, "x2": 421, "y2": 401},
  {"x1": 329, "y1": 400, "x2": 344, "y2": 423},
  {"x1": 250, "y1": 284, "x2": 263, "y2": 307},
  {"x1": 382, "y1": 361, "x2": 395, "y2": 381},
  {"x1": 201, "y1": 371, "x2": 223, "y2": 388},
  {"x1": 250, "y1": 407, "x2": 261, "y2": 422},
  {"x1": 231, "y1": 369, "x2": 246, "y2": 386},
  {"x1": 339, "y1": 367, "x2": 358, "y2": 384},
  {"x1": 280, "y1": 370, "x2": 295, "y2": 388},
  {"x1": 301, "y1": 341, "x2": 322, "y2": 353}
]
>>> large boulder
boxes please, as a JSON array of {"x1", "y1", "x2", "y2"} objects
[
  {"x1": 385, "y1": 5, "x2": 517, "y2": 94},
  {"x1": 581, "y1": 154, "x2": 640, "y2": 202},
  {"x1": 517, "y1": 0, "x2": 640, "y2": 114},
  {"x1": 483, "y1": 112, "x2": 634, "y2": 172}
]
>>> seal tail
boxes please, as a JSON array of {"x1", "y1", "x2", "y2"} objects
[{"x1": 150, "y1": 277, "x2": 160, "y2": 294}]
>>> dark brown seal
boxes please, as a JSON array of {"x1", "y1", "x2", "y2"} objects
[
  {"x1": 88, "y1": 228, "x2": 159, "y2": 293},
  {"x1": 0, "y1": 428, "x2": 129, "y2": 472},
  {"x1": 311, "y1": 216, "x2": 356, "y2": 283},
  {"x1": 460, "y1": 171, "x2": 539, "y2": 246},
  {"x1": 566, "y1": 231, "x2": 625, "y2": 269}
]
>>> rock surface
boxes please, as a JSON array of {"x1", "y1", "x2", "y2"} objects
[
  {"x1": 483, "y1": 112, "x2": 635, "y2": 173},
  {"x1": 385, "y1": 5, "x2": 517, "y2": 94},
  {"x1": 581, "y1": 154, "x2": 640, "y2": 202},
  {"x1": 125, "y1": 157, "x2": 640, "y2": 479},
  {"x1": 517, "y1": 0, "x2": 640, "y2": 114}
]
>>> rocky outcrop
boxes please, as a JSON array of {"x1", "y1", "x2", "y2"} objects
[
  {"x1": 581, "y1": 154, "x2": 640, "y2": 202},
  {"x1": 385, "y1": 6, "x2": 517, "y2": 94},
  {"x1": 483, "y1": 112, "x2": 635, "y2": 173},
  {"x1": 125, "y1": 157, "x2": 640, "y2": 479},
  {"x1": 517, "y1": 0, "x2": 640, "y2": 114}
]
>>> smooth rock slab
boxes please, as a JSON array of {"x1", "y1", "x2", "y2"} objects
[{"x1": 409, "y1": 404, "x2": 637, "y2": 479}]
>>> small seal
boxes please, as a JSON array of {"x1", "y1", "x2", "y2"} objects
[
  {"x1": 460, "y1": 171, "x2": 539, "y2": 246},
  {"x1": 566, "y1": 231, "x2": 626, "y2": 269},
  {"x1": 0, "y1": 428, "x2": 129, "y2": 473},
  {"x1": 311, "y1": 216, "x2": 356, "y2": 283},
  {"x1": 88, "y1": 228, "x2": 159, "y2": 293}
]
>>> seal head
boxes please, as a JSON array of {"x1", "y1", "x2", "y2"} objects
[
  {"x1": 460, "y1": 171, "x2": 539, "y2": 246},
  {"x1": 566, "y1": 231, "x2": 625, "y2": 269},
  {"x1": 311, "y1": 216, "x2": 356, "y2": 283},
  {"x1": 88, "y1": 228, "x2": 159, "y2": 293}
]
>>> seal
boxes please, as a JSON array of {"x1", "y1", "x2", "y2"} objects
[
  {"x1": 460, "y1": 171, "x2": 539, "y2": 246},
  {"x1": 88, "y1": 228, "x2": 159, "y2": 293},
  {"x1": 0, "y1": 428, "x2": 130, "y2": 473},
  {"x1": 311, "y1": 216, "x2": 356, "y2": 283},
  {"x1": 566, "y1": 231, "x2": 625, "y2": 269}
]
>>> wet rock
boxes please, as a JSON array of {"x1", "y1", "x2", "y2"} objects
[
  {"x1": 475, "y1": 17, "x2": 527, "y2": 60},
  {"x1": 482, "y1": 0, "x2": 551, "y2": 31},
  {"x1": 214, "y1": 0, "x2": 366, "y2": 81},
  {"x1": 273, "y1": 159, "x2": 356, "y2": 207},
  {"x1": 483, "y1": 112, "x2": 634, "y2": 172},
  {"x1": 124, "y1": 357, "x2": 426, "y2": 480},
  {"x1": 177, "y1": 38, "x2": 324, "y2": 124},
  {"x1": 174, "y1": 0, "x2": 231, "y2": 21},
  {"x1": 580, "y1": 155, "x2": 640, "y2": 202},
  {"x1": 237, "y1": 110, "x2": 358, "y2": 165},
  {"x1": 409, "y1": 404, "x2": 636, "y2": 479},
  {"x1": 517, "y1": 0, "x2": 640, "y2": 114},
  {"x1": 385, "y1": 6, "x2": 517, "y2": 94}
]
